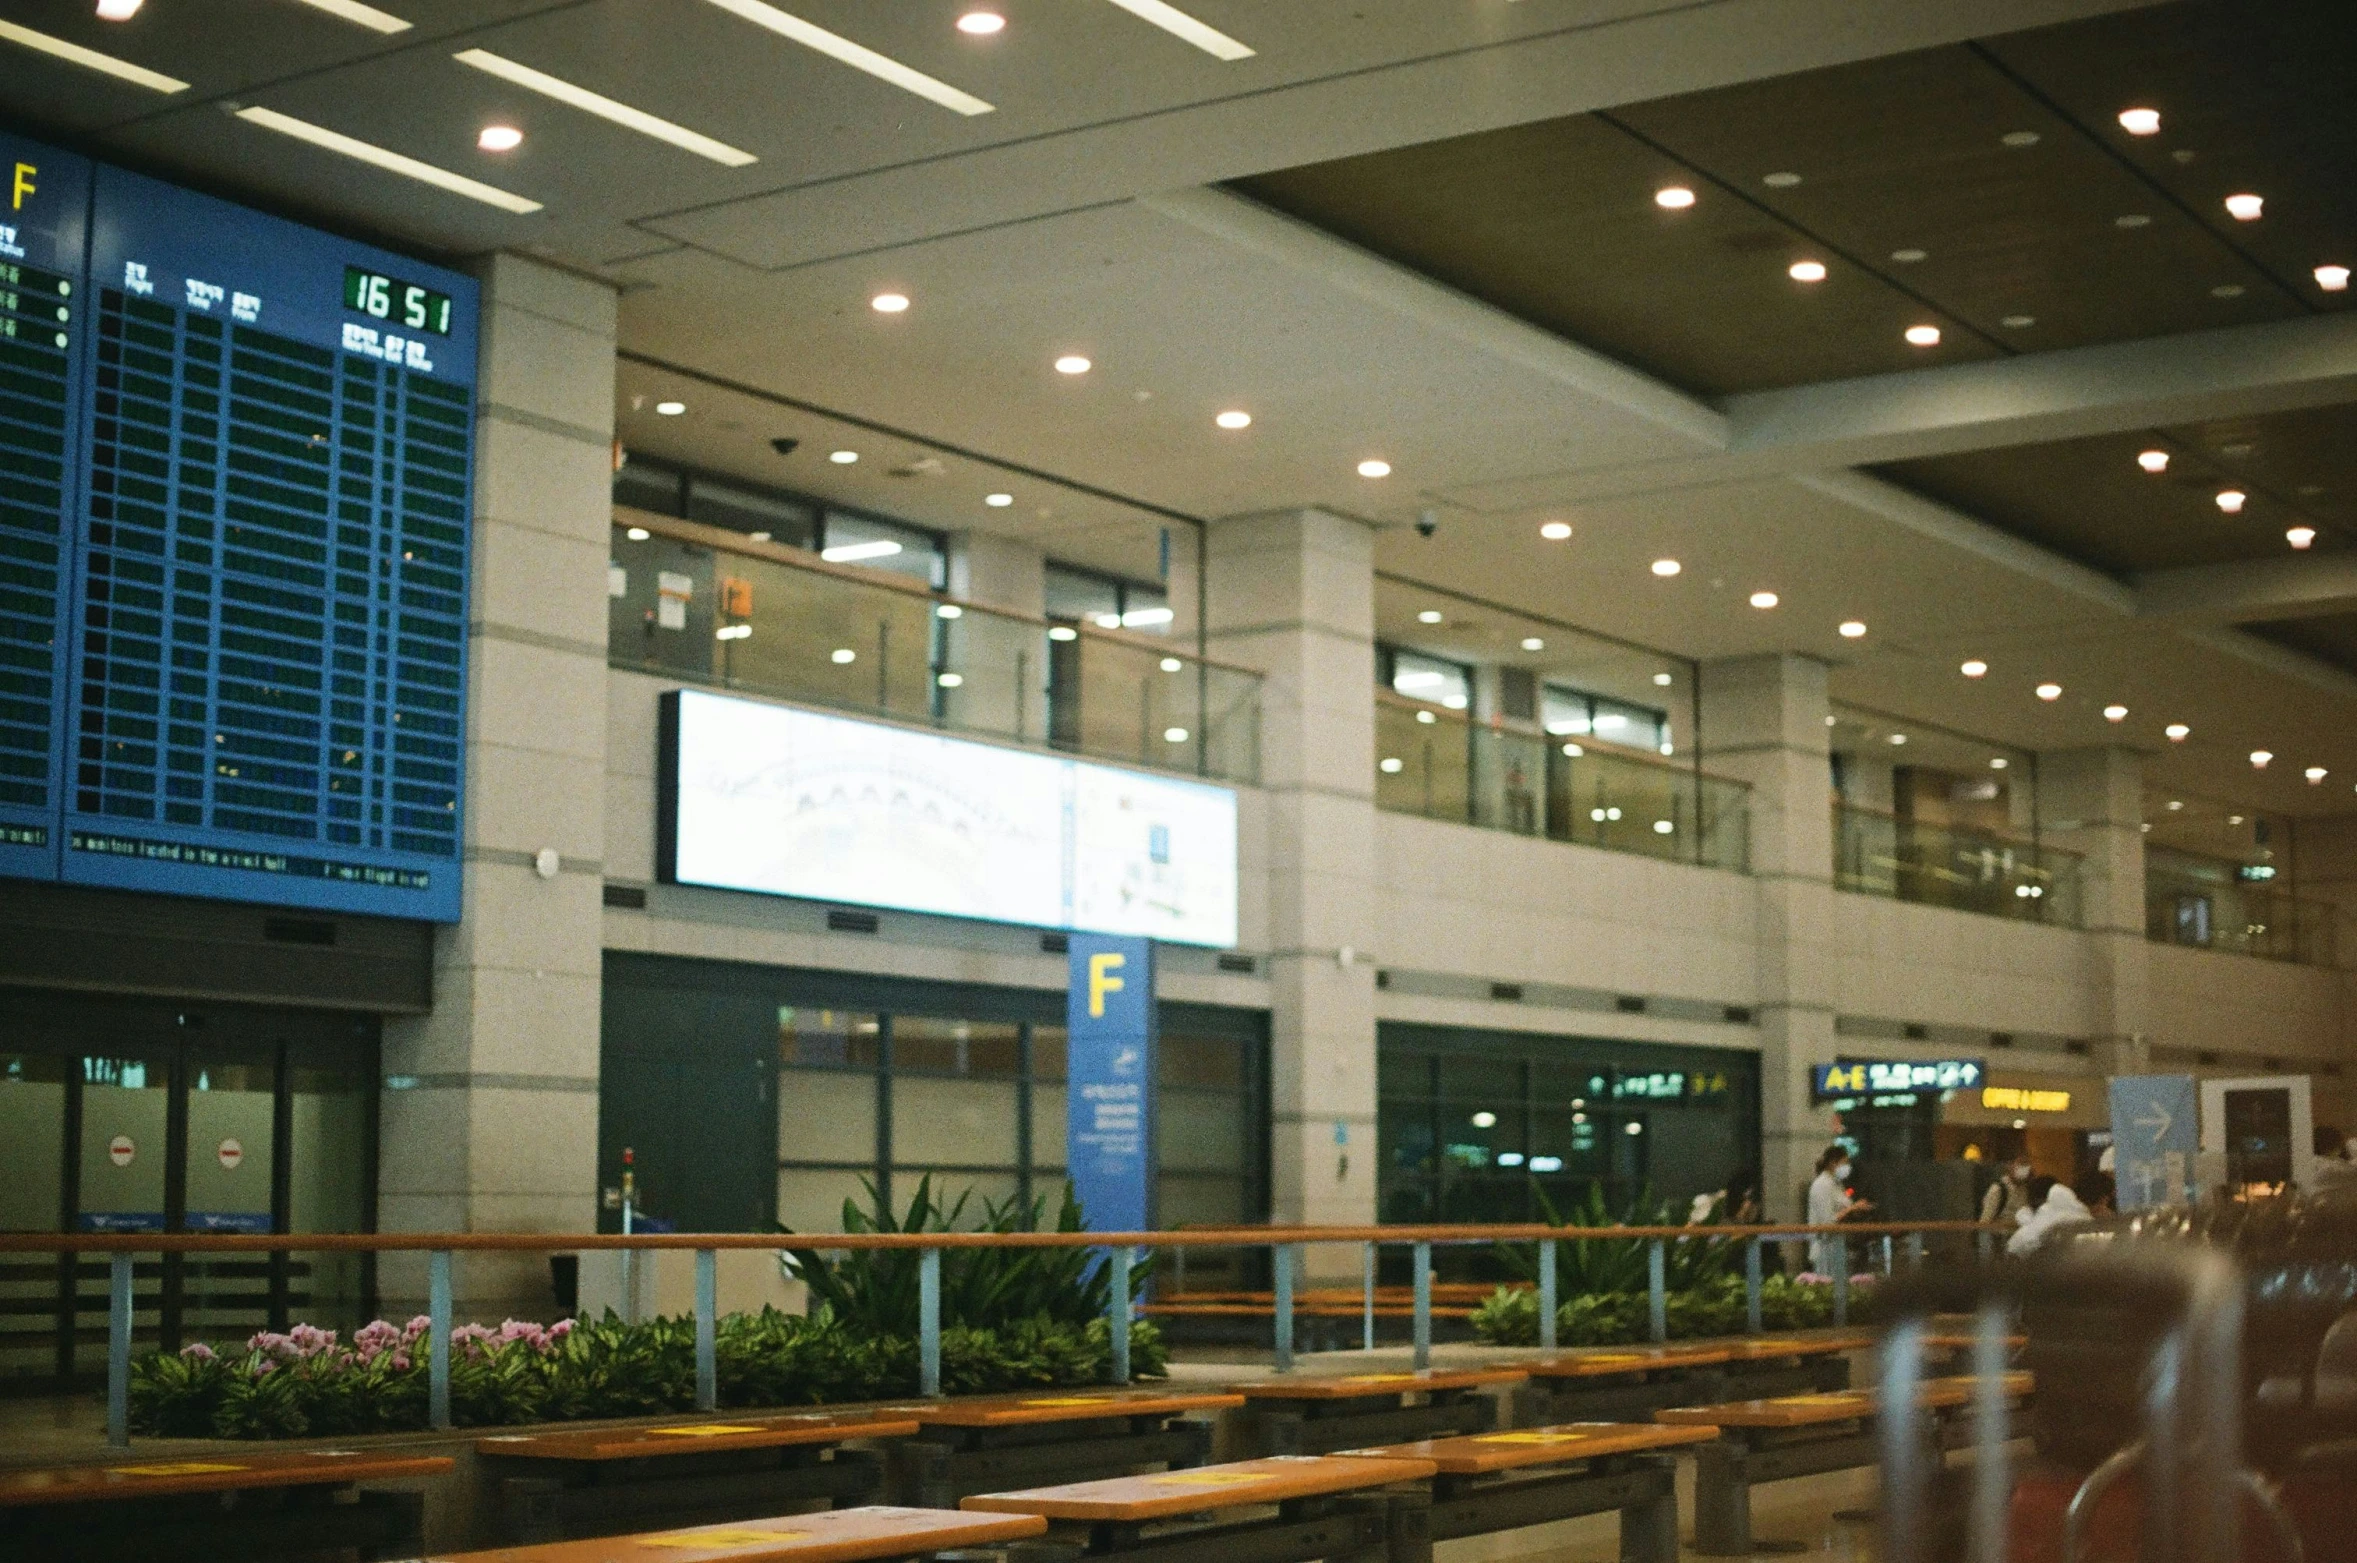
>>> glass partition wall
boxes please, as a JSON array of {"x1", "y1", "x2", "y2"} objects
[
  {"x1": 1829, "y1": 706, "x2": 2081, "y2": 926},
  {"x1": 1370, "y1": 580, "x2": 1749, "y2": 872},
  {"x1": 2141, "y1": 791, "x2": 2335, "y2": 966}
]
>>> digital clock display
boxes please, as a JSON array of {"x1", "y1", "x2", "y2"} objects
[{"x1": 344, "y1": 264, "x2": 454, "y2": 335}]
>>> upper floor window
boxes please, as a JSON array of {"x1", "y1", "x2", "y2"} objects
[
  {"x1": 1381, "y1": 646, "x2": 1471, "y2": 711},
  {"x1": 1045, "y1": 562, "x2": 1172, "y2": 633},
  {"x1": 615, "y1": 454, "x2": 944, "y2": 589}
]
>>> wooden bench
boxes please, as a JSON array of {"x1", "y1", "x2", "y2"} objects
[
  {"x1": 1656, "y1": 1373, "x2": 2033, "y2": 1555},
  {"x1": 1338, "y1": 1421, "x2": 1718, "y2": 1563},
  {"x1": 962, "y1": 1453, "x2": 1438, "y2": 1563},
  {"x1": 886, "y1": 1390, "x2": 1244, "y2": 1509},
  {"x1": 407, "y1": 1504, "x2": 1051, "y2": 1563},
  {"x1": 1235, "y1": 1368, "x2": 1527, "y2": 1456},
  {"x1": 0, "y1": 1447, "x2": 452, "y2": 1562},
  {"x1": 476, "y1": 1407, "x2": 922, "y2": 1542},
  {"x1": 1715, "y1": 1329, "x2": 1872, "y2": 1400},
  {"x1": 1520, "y1": 1343, "x2": 1737, "y2": 1423}
]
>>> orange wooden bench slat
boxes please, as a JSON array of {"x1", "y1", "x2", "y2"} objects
[
  {"x1": 1234, "y1": 1367, "x2": 1528, "y2": 1400},
  {"x1": 1722, "y1": 1331, "x2": 1875, "y2": 1360},
  {"x1": 1654, "y1": 1371, "x2": 2033, "y2": 1429},
  {"x1": 1921, "y1": 1334, "x2": 2029, "y2": 1350},
  {"x1": 960, "y1": 1454, "x2": 1439, "y2": 1522},
  {"x1": 413, "y1": 1505, "x2": 1048, "y2": 1563},
  {"x1": 906, "y1": 1390, "x2": 1244, "y2": 1428},
  {"x1": 1525, "y1": 1344, "x2": 1736, "y2": 1377},
  {"x1": 1336, "y1": 1421, "x2": 1719, "y2": 1475},
  {"x1": 0, "y1": 1449, "x2": 454, "y2": 1507},
  {"x1": 1140, "y1": 1304, "x2": 1476, "y2": 1319},
  {"x1": 477, "y1": 1410, "x2": 922, "y2": 1461}
]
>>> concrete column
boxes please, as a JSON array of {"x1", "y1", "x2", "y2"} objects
[
  {"x1": 1699, "y1": 655, "x2": 1837, "y2": 1219},
  {"x1": 377, "y1": 255, "x2": 617, "y2": 1319},
  {"x1": 1205, "y1": 511, "x2": 1378, "y2": 1258},
  {"x1": 2040, "y1": 747, "x2": 2149, "y2": 1073}
]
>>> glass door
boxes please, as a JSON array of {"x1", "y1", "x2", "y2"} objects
[
  {"x1": 180, "y1": 1043, "x2": 278, "y2": 1343},
  {"x1": 0, "y1": 1052, "x2": 71, "y2": 1385}
]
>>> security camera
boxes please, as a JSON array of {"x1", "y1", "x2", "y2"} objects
[
  {"x1": 1414, "y1": 509, "x2": 1439, "y2": 539},
  {"x1": 769, "y1": 437, "x2": 800, "y2": 457}
]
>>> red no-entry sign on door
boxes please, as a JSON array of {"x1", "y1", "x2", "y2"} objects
[
  {"x1": 107, "y1": 1134, "x2": 135, "y2": 1167},
  {"x1": 217, "y1": 1138, "x2": 244, "y2": 1171}
]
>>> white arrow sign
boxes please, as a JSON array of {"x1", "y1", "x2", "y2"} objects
[{"x1": 2134, "y1": 1101, "x2": 2174, "y2": 1145}]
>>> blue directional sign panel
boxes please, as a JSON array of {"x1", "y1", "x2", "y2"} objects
[
  {"x1": 2108, "y1": 1074, "x2": 2199, "y2": 1210},
  {"x1": 0, "y1": 133, "x2": 475, "y2": 921},
  {"x1": 1812, "y1": 1058, "x2": 1985, "y2": 1102},
  {"x1": 1066, "y1": 933, "x2": 1156, "y2": 1233}
]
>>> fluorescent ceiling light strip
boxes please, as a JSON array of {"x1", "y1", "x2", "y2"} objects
[
  {"x1": 0, "y1": 18, "x2": 187, "y2": 92},
  {"x1": 454, "y1": 49, "x2": 757, "y2": 167},
  {"x1": 285, "y1": 0, "x2": 412, "y2": 34},
  {"x1": 234, "y1": 106, "x2": 544, "y2": 213},
  {"x1": 697, "y1": 0, "x2": 993, "y2": 116},
  {"x1": 1101, "y1": 0, "x2": 1253, "y2": 60}
]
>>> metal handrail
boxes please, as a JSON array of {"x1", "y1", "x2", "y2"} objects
[{"x1": 27, "y1": 1219, "x2": 1996, "y2": 1449}]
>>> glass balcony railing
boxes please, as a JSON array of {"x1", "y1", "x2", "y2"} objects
[
  {"x1": 1832, "y1": 803, "x2": 2083, "y2": 927},
  {"x1": 2144, "y1": 845, "x2": 2336, "y2": 967},
  {"x1": 609, "y1": 510, "x2": 1261, "y2": 783},
  {"x1": 1374, "y1": 694, "x2": 1750, "y2": 871}
]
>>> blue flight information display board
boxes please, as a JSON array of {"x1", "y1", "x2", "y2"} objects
[{"x1": 1, "y1": 131, "x2": 475, "y2": 921}]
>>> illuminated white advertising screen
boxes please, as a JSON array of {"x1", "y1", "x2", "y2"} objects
[{"x1": 661, "y1": 690, "x2": 1239, "y2": 947}]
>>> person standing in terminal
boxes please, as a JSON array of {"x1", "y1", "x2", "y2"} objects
[
  {"x1": 2313, "y1": 1127, "x2": 2357, "y2": 1194},
  {"x1": 1979, "y1": 1156, "x2": 2035, "y2": 1228},
  {"x1": 1806, "y1": 1145, "x2": 1871, "y2": 1275}
]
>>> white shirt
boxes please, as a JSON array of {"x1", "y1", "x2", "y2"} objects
[
  {"x1": 1807, "y1": 1169, "x2": 1852, "y2": 1227},
  {"x1": 2008, "y1": 1183, "x2": 2091, "y2": 1256}
]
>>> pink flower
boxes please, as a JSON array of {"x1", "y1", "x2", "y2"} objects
[{"x1": 180, "y1": 1342, "x2": 216, "y2": 1361}]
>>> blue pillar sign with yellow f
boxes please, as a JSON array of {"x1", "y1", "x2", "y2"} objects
[{"x1": 1067, "y1": 933, "x2": 1156, "y2": 1233}]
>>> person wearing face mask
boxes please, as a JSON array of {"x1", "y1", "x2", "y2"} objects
[
  {"x1": 1979, "y1": 1156, "x2": 2035, "y2": 1227},
  {"x1": 1806, "y1": 1144, "x2": 1872, "y2": 1275}
]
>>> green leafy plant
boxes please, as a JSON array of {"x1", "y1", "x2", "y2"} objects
[
  {"x1": 1468, "y1": 1273, "x2": 1871, "y2": 1347},
  {"x1": 1488, "y1": 1182, "x2": 1739, "y2": 1297}
]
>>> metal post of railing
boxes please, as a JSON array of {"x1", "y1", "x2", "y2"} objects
[
  {"x1": 1831, "y1": 1236, "x2": 1850, "y2": 1326},
  {"x1": 1966, "y1": 1301, "x2": 2012, "y2": 1563},
  {"x1": 1879, "y1": 1314, "x2": 1932, "y2": 1563},
  {"x1": 428, "y1": 1249, "x2": 453, "y2": 1431},
  {"x1": 1745, "y1": 1237, "x2": 1764, "y2": 1335},
  {"x1": 919, "y1": 1247, "x2": 942, "y2": 1397},
  {"x1": 1647, "y1": 1238, "x2": 1667, "y2": 1344},
  {"x1": 1905, "y1": 1231, "x2": 1924, "y2": 1271},
  {"x1": 1412, "y1": 1241, "x2": 1433, "y2": 1370},
  {"x1": 694, "y1": 1248, "x2": 718, "y2": 1412},
  {"x1": 1273, "y1": 1242, "x2": 1295, "y2": 1374},
  {"x1": 1883, "y1": 1235, "x2": 1896, "y2": 1275},
  {"x1": 1538, "y1": 1238, "x2": 1558, "y2": 1352},
  {"x1": 106, "y1": 1252, "x2": 133, "y2": 1449},
  {"x1": 1109, "y1": 1246, "x2": 1132, "y2": 1386},
  {"x1": 1977, "y1": 1227, "x2": 1993, "y2": 1266},
  {"x1": 1361, "y1": 1242, "x2": 1376, "y2": 1352}
]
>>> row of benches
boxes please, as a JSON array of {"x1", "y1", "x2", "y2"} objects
[{"x1": 3, "y1": 1330, "x2": 2020, "y2": 1561}]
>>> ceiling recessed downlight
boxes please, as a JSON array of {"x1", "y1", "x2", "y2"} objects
[
  {"x1": 1889, "y1": 733, "x2": 1908, "y2": 746},
  {"x1": 2137, "y1": 449, "x2": 2170, "y2": 473},
  {"x1": 829, "y1": 449, "x2": 858, "y2": 464},
  {"x1": 2035, "y1": 682, "x2": 2063, "y2": 701},
  {"x1": 653, "y1": 400, "x2": 686, "y2": 416},
  {"x1": 289, "y1": 0, "x2": 413, "y2": 29},
  {"x1": 1960, "y1": 659, "x2": 1988, "y2": 678},
  {"x1": 1654, "y1": 186, "x2": 1697, "y2": 210},
  {"x1": 625, "y1": 527, "x2": 650, "y2": 542},
  {"x1": 1838, "y1": 620, "x2": 1866, "y2": 638},
  {"x1": 2216, "y1": 489, "x2": 2247, "y2": 514},
  {"x1": 1749, "y1": 590, "x2": 1779, "y2": 609},
  {"x1": 870, "y1": 292, "x2": 910, "y2": 313},
  {"x1": 2000, "y1": 130, "x2": 2041, "y2": 148},
  {"x1": 1990, "y1": 757, "x2": 2009, "y2": 770},
  {"x1": 956, "y1": 10, "x2": 1005, "y2": 33},
  {"x1": 1521, "y1": 637, "x2": 1545, "y2": 652},
  {"x1": 2287, "y1": 526, "x2": 2317, "y2": 549},
  {"x1": 1787, "y1": 260, "x2": 1828, "y2": 283},
  {"x1": 1357, "y1": 459, "x2": 1391, "y2": 479},
  {"x1": 2224, "y1": 193, "x2": 2264, "y2": 221},
  {"x1": 1763, "y1": 171, "x2": 1802, "y2": 187},
  {"x1": 1214, "y1": 409, "x2": 1251, "y2": 430},
  {"x1": 1653, "y1": 673, "x2": 1674, "y2": 687},
  {"x1": 1054, "y1": 354, "x2": 1092, "y2": 375},
  {"x1": 95, "y1": 0, "x2": 143, "y2": 19},
  {"x1": 2104, "y1": 705, "x2": 2129, "y2": 722},
  {"x1": 2306, "y1": 766, "x2": 2328, "y2": 783},
  {"x1": 453, "y1": 49, "x2": 758, "y2": 166},
  {"x1": 2000, "y1": 314, "x2": 2036, "y2": 329},
  {"x1": 234, "y1": 106, "x2": 541, "y2": 209},
  {"x1": 1416, "y1": 610, "x2": 1443, "y2": 624},
  {"x1": 2250, "y1": 749, "x2": 2272, "y2": 768},
  {"x1": 0, "y1": 17, "x2": 187, "y2": 91},
  {"x1": 2165, "y1": 723, "x2": 2190, "y2": 741},
  {"x1": 2319, "y1": 266, "x2": 2352, "y2": 292},
  {"x1": 1891, "y1": 248, "x2": 1927, "y2": 264},
  {"x1": 1101, "y1": 0, "x2": 1255, "y2": 61},
  {"x1": 477, "y1": 124, "x2": 524, "y2": 152},
  {"x1": 830, "y1": 647, "x2": 857, "y2": 664},
  {"x1": 2118, "y1": 107, "x2": 2161, "y2": 135},
  {"x1": 984, "y1": 492, "x2": 1013, "y2": 507},
  {"x1": 1904, "y1": 324, "x2": 1942, "y2": 346},
  {"x1": 1539, "y1": 521, "x2": 1573, "y2": 540},
  {"x1": 1650, "y1": 559, "x2": 1682, "y2": 578},
  {"x1": 698, "y1": 0, "x2": 994, "y2": 115}
]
